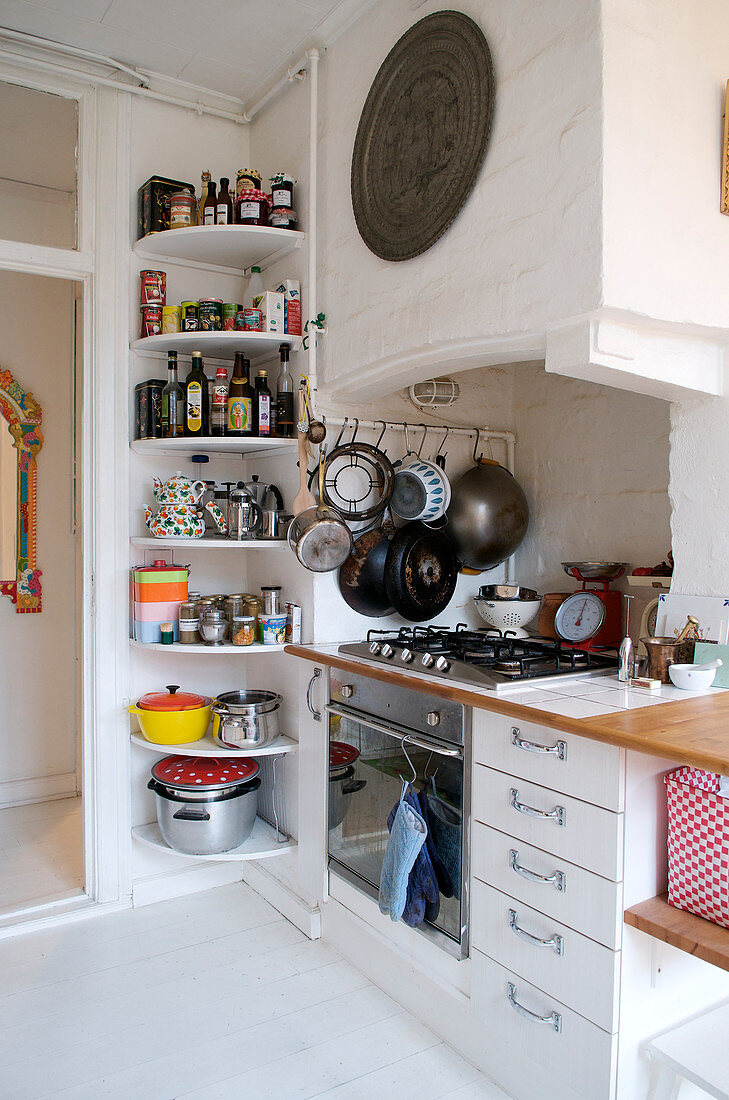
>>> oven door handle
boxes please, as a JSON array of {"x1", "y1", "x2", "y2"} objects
[{"x1": 325, "y1": 704, "x2": 463, "y2": 758}]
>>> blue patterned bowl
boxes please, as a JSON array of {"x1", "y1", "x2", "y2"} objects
[{"x1": 391, "y1": 458, "x2": 451, "y2": 522}]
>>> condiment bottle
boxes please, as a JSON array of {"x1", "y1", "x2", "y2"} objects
[
  {"x1": 184, "y1": 351, "x2": 209, "y2": 437},
  {"x1": 245, "y1": 266, "x2": 265, "y2": 311},
  {"x1": 161, "y1": 350, "x2": 184, "y2": 438},
  {"x1": 254, "y1": 369, "x2": 272, "y2": 437},
  {"x1": 216, "y1": 177, "x2": 233, "y2": 225},
  {"x1": 199, "y1": 169, "x2": 211, "y2": 224},
  {"x1": 203, "y1": 180, "x2": 217, "y2": 226},
  {"x1": 211, "y1": 367, "x2": 228, "y2": 437},
  {"x1": 226, "y1": 353, "x2": 253, "y2": 437},
  {"x1": 276, "y1": 344, "x2": 294, "y2": 438}
]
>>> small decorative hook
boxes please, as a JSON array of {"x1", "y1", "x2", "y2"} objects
[
  {"x1": 418, "y1": 424, "x2": 428, "y2": 458},
  {"x1": 350, "y1": 417, "x2": 359, "y2": 444},
  {"x1": 334, "y1": 417, "x2": 348, "y2": 449},
  {"x1": 437, "y1": 428, "x2": 449, "y2": 456}
]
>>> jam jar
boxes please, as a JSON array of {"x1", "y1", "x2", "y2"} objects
[
  {"x1": 236, "y1": 168, "x2": 262, "y2": 195},
  {"x1": 235, "y1": 189, "x2": 269, "y2": 226},
  {"x1": 269, "y1": 207, "x2": 297, "y2": 230},
  {"x1": 269, "y1": 174, "x2": 295, "y2": 210},
  {"x1": 168, "y1": 189, "x2": 197, "y2": 229}
]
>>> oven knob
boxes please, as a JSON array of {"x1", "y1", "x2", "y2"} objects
[
  {"x1": 381, "y1": 644, "x2": 394, "y2": 658},
  {"x1": 341, "y1": 685, "x2": 354, "y2": 699},
  {"x1": 421, "y1": 652, "x2": 435, "y2": 668},
  {"x1": 435, "y1": 656, "x2": 450, "y2": 673},
  {"x1": 426, "y1": 711, "x2": 441, "y2": 727},
  {"x1": 400, "y1": 648, "x2": 414, "y2": 663},
  {"x1": 369, "y1": 642, "x2": 381, "y2": 655}
]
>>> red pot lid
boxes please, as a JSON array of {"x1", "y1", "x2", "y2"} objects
[
  {"x1": 330, "y1": 741, "x2": 359, "y2": 769},
  {"x1": 138, "y1": 685, "x2": 210, "y2": 712},
  {"x1": 152, "y1": 755, "x2": 259, "y2": 790}
]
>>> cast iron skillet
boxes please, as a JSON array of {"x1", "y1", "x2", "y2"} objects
[
  {"x1": 384, "y1": 521, "x2": 459, "y2": 622},
  {"x1": 338, "y1": 512, "x2": 395, "y2": 617}
]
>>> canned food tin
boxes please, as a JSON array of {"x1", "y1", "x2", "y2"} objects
[
  {"x1": 162, "y1": 305, "x2": 182, "y2": 333},
  {"x1": 134, "y1": 378, "x2": 165, "y2": 440},
  {"x1": 222, "y1": 303, "x2": 241, "y2": 331},
  {"x1": 238, "y1": 308, "x2": 262, "y2": 332},
  {"x1": 168, "y1": 189, "x2": 197, "y2": 230},
  {"x1": 140, "y1": 305, "x2": 163, "y2": 337},
  {"x1": 180, "y1": 301, "x2": 199, "y2": 331},
  {"x1": 198, "y1": 298, "x2": 223, "y2": 332},
  {"x1": 140, "y1": 270, "x2": 166, "y2": 305}
]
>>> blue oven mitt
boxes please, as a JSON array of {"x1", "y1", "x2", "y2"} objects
[
  {"x1": 417, "y1": 788, "x2": 454, "y2": 899},
  {"x1": 379, "y1": 782, "x2": 427, "y2": 922},
  {"x1": 387, "y1": 788, "x2": 441, "y2": 927}
]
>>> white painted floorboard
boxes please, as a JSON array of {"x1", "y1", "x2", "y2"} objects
[
  {"x1": 0, "y1": 796, "x2": 83, "y2": 916},
  {"x1": 0, "y1": 882, "x2": 510, "y2": 1100}
]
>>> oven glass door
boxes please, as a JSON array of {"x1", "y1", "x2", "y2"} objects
[{"x1": 327, "y1": 705, "x2": 465, "y2": 947}]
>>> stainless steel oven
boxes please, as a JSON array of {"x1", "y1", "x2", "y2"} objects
[{"x1": 326, "y1": 669, "x2": 470, "y2": 959}]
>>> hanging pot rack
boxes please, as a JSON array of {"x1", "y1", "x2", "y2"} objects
[{"x1": 319, "y1": 416, "x2": 515, "y2": 470}]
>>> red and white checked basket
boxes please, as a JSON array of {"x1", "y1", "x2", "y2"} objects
[{"x1": 665, "y1": 767, "x2": 729, "y2": 929}]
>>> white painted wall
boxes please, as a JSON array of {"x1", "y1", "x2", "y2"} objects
[{"x1": 0, "y1": 269, "x2": 78, "y2": 805}]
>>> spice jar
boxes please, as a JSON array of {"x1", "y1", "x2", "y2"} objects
[
  {"x1": 269, "y1": 174, "x2": 295, "y2": 210},
  {"x1": 168, "y1": 189, "x2": 197, "y2": 229},
  {"x1": 224, "y1": 593, "x2": 248, "y2": 631},
  {"x1": 261, "y1": 585, "x2": 282, "y2": 616},
  {"x1": 235, "y1": 190, "x2": 269, "y2": 226},
  {"x1": 236, "y1": 168, "x2": 262, "y2": 194},
  {"x1": 231, "y1": 615, "x2": 257, "y2": 646},
  {"x1": 179, "y1": 600, "x2": 201, "y2": 644}
]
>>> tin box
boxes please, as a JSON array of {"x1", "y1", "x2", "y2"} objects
[{"x1": 137, "y1": 175, "x2": 196, "y2": 239}]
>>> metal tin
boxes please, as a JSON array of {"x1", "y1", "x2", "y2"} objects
[
  {"x1": 261, "y1": 585, "x2": 282, "y2": 615},
  {"x1": 222, "y1": 303, "x2": 241, "y2": 331},
  {"x1": 237, "y1": 308, "x2": 262, "y2": 332},
  {"x1": 162, "y1": 305, "x2": 182, "y2": 333},
  {"x1": 198, "y1": 298, "x2": 223, "y2": 331},
  {"x1": 286, "y1": 602, "x2": 302, "y2": 644},
  {"x1": 140, "y1": 305, "x2": 163, "y2": 337},
  {"x1": 139, "y1": 270, "x2": 166, "y2": 305},
  {"x1": 134, "y1": 378, "x2": 165, "y2": 440},
  {"x1": 180, "y1": 301, "x2": 199, "y2": 331}
]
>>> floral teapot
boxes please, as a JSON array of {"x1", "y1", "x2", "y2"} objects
[{"x1": 145, "y1": 473, "x2": 228, "y2": 539}]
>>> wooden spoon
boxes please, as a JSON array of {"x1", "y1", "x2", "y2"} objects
[{"x1": 293, "y1": 429, "x2": 316, "y2": 514}]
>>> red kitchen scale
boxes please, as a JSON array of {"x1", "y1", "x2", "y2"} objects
[{"x1": 557, "y1": 562, "x2": 629, "y2": 649}]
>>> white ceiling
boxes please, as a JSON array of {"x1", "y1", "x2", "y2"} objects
[{"x1": 0, "y1": 0, "x2": 348, "y2": 102}]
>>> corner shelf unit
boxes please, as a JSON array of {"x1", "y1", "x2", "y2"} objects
[
  {"x1": 131, "y1": 536, "x2": 288, "y2": 551},
  {"x1": 130, "y1": 436, "x2": 297, "y2": 458},
  {"x1": 132, "y1": 224, "x2": 304, "y2": 276},
  {"x1": 130, "y1": 639, "x2": 286, "y2": 655},
  {"x1": 130, "y1": 732, "x2": 298, "y2": 757},
  {"x1": 133, "y1": 820, "x2": 295, "y2": 862},
  {"x1": 131, "y1": 331, "x2": 301, "y2": 360}
]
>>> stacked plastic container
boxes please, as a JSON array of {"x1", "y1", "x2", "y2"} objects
[
  {"x1": 133, "y1": 560, "x2": 188, "y2": 643},
  {"x1": 665, "y1": 766, "x2": 729, "y2": 929}
]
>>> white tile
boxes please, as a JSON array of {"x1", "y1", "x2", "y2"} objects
[
  {"x1": 525, "y1": 697, "x2": 622, "y2": 718},
  {"x1": 586, "y1": 689, "x2": 668, "y2": 710},
  {"x1": 545, "y1": 678, "x2": 620, "y2": 697},
  {"x1": 497, "y1": 688, "x2": 565, "y2": 704}
]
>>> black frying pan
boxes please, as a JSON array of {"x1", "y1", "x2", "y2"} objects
[
  {"x1": 338, "y1": 513, "x2": 395, "y2": 617},
  {"x1": 384, "y1": 522, "x2": 459, "y2": 622}
]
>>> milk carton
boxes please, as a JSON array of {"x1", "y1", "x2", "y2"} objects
[{"x1": 274, "y1": 280, "x2": 301, "y2": 336}]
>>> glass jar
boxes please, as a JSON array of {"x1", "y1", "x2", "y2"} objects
[
  {"x1": 236, "y1": 168, "x2": 262, "y2": 194},
  {"x1": 224, "y1": 593, "x2": 248, "y2": 630},
  {"x1": 269, "y1": 207, "x2": 297, "y2": 230},
  {"x1": 169, "y1": 189, "x2": 197, "y2": 229},
  {"x1": 269, "y1": 174, "x2": 295, "y2": 210},
  {"x1": 178, "y1": 600, "x2": 200, "y2": 644},
  {"x1": 261, "y1": 585, "x2": 282, "y2": 615},
  {"x1": 235, "y1": 189, "x2": 269, "y2": 226},
  {"x1": 231, "y1": 615, "x2": 257, "y2": 646}
]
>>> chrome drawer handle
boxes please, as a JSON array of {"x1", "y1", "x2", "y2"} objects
[
  {"x1": 510, "y1": 788, "x2": 566, "y2": 827},
  {"x1": 511, "y1": 727, "x2": 566, "y2": 760},
  {"x1": 307, "y1": 668, "x2": 322, "y2": 721},
  {"x1": 509, "y1": 849, "x2": 566, "y2": 892},
  {"x1": 507, "y1": 982, "x2": 562, "y2": 1033},
  {"x1": 508, "y1": 909, "x2": 564, "y2": 956}
]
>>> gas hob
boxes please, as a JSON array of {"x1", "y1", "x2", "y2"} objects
[{"x1": 338, "y1": 625, "x2": 619, "y2": 693}]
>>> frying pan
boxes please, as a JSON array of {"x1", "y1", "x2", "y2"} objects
[
  {"x1": 384, "y1": 521, "x2": 459, "y2": 622},
  {"x1": 338, "y1": 510, "x2": 396, "y2": 617}
]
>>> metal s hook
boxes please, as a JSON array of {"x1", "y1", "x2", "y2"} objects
[
  {"x1": 418, "y1": 424, "x2": 428, "y2": 458},
  {"x1": 404, "y1": 423, "x2": 411, "y2": 457},
  {"x1": 350, "y1": 417, "x2": 359, "y2": 444},
  {"x1": 472, "y1": 428, "x2": 483, "y2": 464},
  {"x1": 399, "y1": 735, "x2": 418, "y2": 786},
  {"x1": 374, "y1": 420, "x2": 387, "y2": 451},
  {"x1": 437, "y1": 428, "x2": 449, "y2": 457},
  {"x1": 334, "y1": 417, "x2": 348, "y2": 449}
]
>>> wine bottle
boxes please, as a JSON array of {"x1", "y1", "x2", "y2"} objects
[
  {"x1": 161, "y1": 351, "x2": 184, "y2": 438},
  {"x1": 276, "y1": 344, "x2": 294, "y2": 438}
]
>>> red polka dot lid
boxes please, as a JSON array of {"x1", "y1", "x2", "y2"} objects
[{"x1": 152, "y1": 755, "x2": 259, "y2": 791}]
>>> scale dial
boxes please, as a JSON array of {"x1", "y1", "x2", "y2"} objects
[{"x1": 554, "y1": 591, "x2": 606, "y2": 644}]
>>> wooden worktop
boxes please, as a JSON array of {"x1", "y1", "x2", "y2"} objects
[{"x1": 285, "y1": 644, "x2": 729, "y2": 773}]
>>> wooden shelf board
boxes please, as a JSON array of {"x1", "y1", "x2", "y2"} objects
[
  {"x1": 131, "y1": 536, "x2": 288, "y2": 550},
  {"x1": 131, "y1": 331, "x2": 300, "y2": 360},
  {"x1": 624, "y1": 894, "x2": 729, "y2": 972},
  {"x1": 130, "y1": 732, "x2": 298, "y2": 757},
  {"x1": 130, "y1": 436, "x2": 296, "y2": 458},
  {"x1": 133, "y1": 819, "x2": 295, "y2": 861},
  {"x1": 132, "y1": 224, "x2": 304, "y2": 274},
  {"x1": 130, "y1": 639, "x2": 285, "y2": 654}
]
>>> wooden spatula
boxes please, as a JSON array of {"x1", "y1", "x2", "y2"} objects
[{"x1": 293, "y1": 429, "x2": 316, "y2": 514}]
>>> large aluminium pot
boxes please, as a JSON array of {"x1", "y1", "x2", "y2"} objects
[
  {"x1": 211, "y1": 689, "x2": 282, "y2": 750},
  {"x1": 328, "y1": 741, "x2": 366, "y2": 830},
  {"x1": 446, "y1": 459, "x2": 529, "y2": 571},
  {"x1": 147, "y1": 755, "x2": 261, "y2": 855}
]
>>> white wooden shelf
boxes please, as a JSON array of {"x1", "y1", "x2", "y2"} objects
[
  {"x1": 130, "y1": 732, "x2": 298, "y2": 757},
  {"x1": 131, "y1": 330, "x2": 300, "y2": 360},
  {"x1": 131, "y1": 536, "x2": 288, "y2": 550},
  {"x1": 132, "y1": 224, "x2": 304, "y2": 275},
  {"x1": 130, "y1": 639, "x2": 285, "y2": 654},
  {"x1": 626, "y1": 575, "x2": 671, "y2": 589},
  {"x1": 130, "y1": 436, "x2": 297, "y2": 458},
  {"x1": 133, "y1": 819, "x2": 295, "y2": 861}
]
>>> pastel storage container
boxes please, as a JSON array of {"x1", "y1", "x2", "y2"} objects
[
  {"x1": 134, "y1": 600, "x2": 182, "y2": 623},
  {"x1": 260, "y1": 613, "x2": 287, "y2": 644},
  {"x1": 134, "y1": 618, "x2": 180, "y2": 643},
  {"x1": 133, "y1": 561, "x2": 188, "y2": 603},
  {"x1": 665, "y1": 767, "x2": 729, "y2": 929}
]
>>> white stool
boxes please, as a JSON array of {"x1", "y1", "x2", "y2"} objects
[{"x1": 645, "y1": 1001, "x2": 729, "y2": 1099}]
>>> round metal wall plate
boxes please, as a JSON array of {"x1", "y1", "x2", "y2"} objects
[{"x1": 351, "y1": 10, "x2": 495, "y2": 262}]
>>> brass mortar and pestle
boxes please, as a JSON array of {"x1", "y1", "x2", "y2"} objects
[{"x1": 641, "y1": 616, "x2": 698, "y2": 683}]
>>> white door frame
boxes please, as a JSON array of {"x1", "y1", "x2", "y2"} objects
[{"x1": 0, "y1": 60, "x2": 132, "y2": 909}]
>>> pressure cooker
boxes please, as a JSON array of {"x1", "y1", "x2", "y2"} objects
[{"x1": 328, "y1": 741, "x2": 366, "y2": 830}]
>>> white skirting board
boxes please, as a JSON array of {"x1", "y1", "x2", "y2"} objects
[
  {"x1": 241, "y1": 860, "x2": 322, "y2": 940},
  {"x1": 132, "y1": 860, "x2": 245, "y2": 908},
  {"x1": 0, "y1": 771, "x2": 78, "y2": 809}
]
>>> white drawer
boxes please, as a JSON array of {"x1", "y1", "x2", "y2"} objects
[
  {"x1": 471, "y1": 949, "x2": 617, "y2": 1100},
  {"x1": 472, "y1": 822, "x2": 623, "y2": 950},
  {"x1": 473, "y1": 708, "x2": 624, "y2": 811},
  {"x1": 471, "y1": 879, "x2": 620, "y2": 1032},
  {"x1": 473, "y1": 763, "x2": 624, "y2": 881}
]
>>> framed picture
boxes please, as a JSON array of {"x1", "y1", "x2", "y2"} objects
[
  {"x1": 655, "y1": 593, "x2": 729, "y2": 643},
  {"x1": 722, "y1": 80, "x2": 729, "y2": 214}
]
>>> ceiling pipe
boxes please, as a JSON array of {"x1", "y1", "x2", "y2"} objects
[
  {"x1": 0, "y1": 25, "x2": 150, "y2": 86},
  {"x1": 242, "y1": 57, "x2": 309, "y2": 122}
]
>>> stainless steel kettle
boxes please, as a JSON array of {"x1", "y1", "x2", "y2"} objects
[
  {"x1": 227, "y1": 484, "x2": 262, "y2": 540},
  {"x1": 260, "y1": 484, "x2": 286, "y2": 539}
]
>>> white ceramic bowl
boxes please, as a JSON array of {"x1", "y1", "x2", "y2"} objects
[{"x1": 668, "y1": 664, "x2": 718, "y2": 691}]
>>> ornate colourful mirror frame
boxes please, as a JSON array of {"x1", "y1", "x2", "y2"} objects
[{"x1": 0, "y1": 368, "x2": 42, "y2": 612}]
